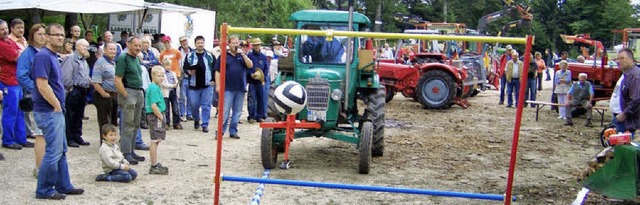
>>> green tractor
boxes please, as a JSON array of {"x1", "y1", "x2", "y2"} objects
[{"x1": 262, "y1": 10, "x2": 385, "y2": 174}]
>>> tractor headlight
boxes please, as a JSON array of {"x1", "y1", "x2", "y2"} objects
[{"x1": 331, "y1": 89, "x2": 343, "y2": 101}]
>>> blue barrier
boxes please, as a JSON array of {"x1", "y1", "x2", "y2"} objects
[
  {"x1": 223, "y1": 175, "x2": 516, "y2": 202},
  {"x1": 249, "y1": 170, "x2": 271, "y2": 205}
]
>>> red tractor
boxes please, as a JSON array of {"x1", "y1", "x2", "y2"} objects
[{"x1": 377, "y1": 51, "x2": 477, "y2": 109}]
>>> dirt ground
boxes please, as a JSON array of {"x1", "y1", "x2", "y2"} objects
[{"x1": 0, "y1": 79, "x2": 631, "y2": 204}]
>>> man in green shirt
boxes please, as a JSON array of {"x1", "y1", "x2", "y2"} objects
[{"x1": 114, "y1": 36, "x2": 145, "y2": 165}]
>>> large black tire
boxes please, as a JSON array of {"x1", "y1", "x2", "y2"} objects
[
  {"x1": 416, "y1": 70, "x2": 457, "y2": 109},
  {"x1": 261, "y1": 118, "x2": 278, "y2": 169},
  {"x1": 384, "y1": 85, "x2": 395, "y2": 103},
  {"x1": 358, "y1": 121, "x2": 373, "y2": 174},
  {"x1": 363, "y1": 88, "x2": 385, "y2": 157}
]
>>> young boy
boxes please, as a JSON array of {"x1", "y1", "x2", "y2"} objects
[
  {"x1": 160, "y1": 58, "x2": 181, "y2": 129},
  {"x1": 146, "y1": 66, "x2": 169, "y2": 175},
  {"x1": 96, "y1": 124, "x2": 138, "y2": 182}
]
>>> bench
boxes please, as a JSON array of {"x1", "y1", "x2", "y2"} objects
[{"x1": 526, "y1": 100, "x2": 610, "y2": 126}]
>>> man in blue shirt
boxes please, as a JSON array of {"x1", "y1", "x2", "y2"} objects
[
  {"x1": 246, "y1": 38, "x2": 269, "y2": 123},
  {"x1": 214, "y1": 35, "x2": 253, "y2": 139},
  {"x1": 32, "y1": 23, "x2": 84, "y2": 200},
  {"x1": 301, "y1": 35, "x2": 344, "y2": 64},
  {"x1": 564, "y1": 73, "x2": 594, "y2": 127}
]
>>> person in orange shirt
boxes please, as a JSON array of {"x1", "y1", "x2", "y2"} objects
[
  {"x1": 534, "y1": 52, "x2": 546, "y2": 91},
  {"x1": 159, "y1": 36, "x2": 182, "y2": 80}
]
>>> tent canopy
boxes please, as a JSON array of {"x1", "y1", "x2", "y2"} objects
[{"x1": 0, "y1": 0, "x2": 145, "y2": 14}]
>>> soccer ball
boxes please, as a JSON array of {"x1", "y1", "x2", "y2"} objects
[{"x1": 273, "y1": 81, "x2": 307, "y2": 115}]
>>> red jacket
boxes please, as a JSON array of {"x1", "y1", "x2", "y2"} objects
[{"x1": 0, "y1": 38, "x2": 20, "y2": 85}]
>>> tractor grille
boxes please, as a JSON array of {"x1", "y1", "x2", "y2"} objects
[{"x1": 306, "y1": 77, "x2": 330, "y2": 111}]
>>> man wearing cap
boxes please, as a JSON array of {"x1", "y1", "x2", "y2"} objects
[
  {"x1": 183, "y1": 36, "x2": 215, "y2": 133},
  {"x1": 564, "y1": 73, "x2": 594, "y2": 127},
  {"x1": 215, "y1": 35, "x2": 253, "y2": 139},
  {"x1": 178, "y1": 36, "x2": 193, "y2": 121},
  {"x1": 498, "y1": 45, "x2": 513, "y2": 105},
  {"x1": 246, "y1": 38, "x2": 269, "y2": 123}
]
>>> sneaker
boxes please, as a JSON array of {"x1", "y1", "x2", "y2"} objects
[
  {"x1": 131, "y1": 152, "x2": 146, "y2": 162},
  {"x1": 194, "y1": 121, "x2": 201, "y2": 130},
  {"x1": 557, "y1": 116, "x2": 563, "y2": 119},
  {"x1": 140, "y1": 124, "x2": 149, "y2": 129},
  {"x1": 173, "y1": 124, "x2": 183, "y2": 130},
  {"x1": 202, "y1": 127, "x2": 209, "y2": 133},
  {"x1": 124, "y1": 154, "x2": 139, "y2": 165},
  {"x1": 258, "y1": 119, "x2": 265, "y2": 123},
  {"x1": 181, "y1": 116, "x2": 187, "y2": 122},
  {"x1": 36, "y1": 192, "x2": 66, "y2": 200},
  {"x1": 2, "y1": 143, "x2": 22, "y2": 150},
  {"x1": 248, "y1": 119, "x2": 257, "y2": 124},
  {"x1": 187, "y1": 116, "x2": 193, "y2": 121},
  {"x1": 76, "y1": 140, "x2": 90, "y2": 146},
  {"x1": 20, "y1": 141, "x2": 35, "y2": 148},
  {"x1": 150, "y1": 165, "x2": 169, "y2": 175},
  {"x1": 155, "y1": 163, "x2": 169, "y2": 171},
  {"x1": 95, "y1": 174, "x2": 109, "y2": 181},
  {"x1": 230, "y1": 134, "x2": 240, "y2": 139}
]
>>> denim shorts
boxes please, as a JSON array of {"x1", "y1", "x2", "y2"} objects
[{"x1": 146, "y1": 113, "x2": 166, "y2": 141}]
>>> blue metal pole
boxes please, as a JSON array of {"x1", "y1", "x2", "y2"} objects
[
  {"x1": 223, "y1": 175, "x2": 516, "y2": 202},
  {"x1": 249, "y1": 170, "x2": 271, "y2": 205}
]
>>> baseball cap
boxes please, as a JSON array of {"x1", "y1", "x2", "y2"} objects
[
  {"x1": 162, "y1": 36, "x2": 171, "y2": 43},
  {"x1": 179, "y1": 36, "x2": 187, "y2": 42},
  {"x1": 505, "y1": 45, "x2": 512, "y2": 50}
]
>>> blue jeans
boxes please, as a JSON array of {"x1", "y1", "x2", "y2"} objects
[
  {"x1": 179, "y1": 79, "x2": 192, "y2": 118},
  {"x1": 506, "y1": 79, "x2": 520, "y2": 106},
  {"x1": 107, "y1": 169, "x2": 138, "y2": 182},
  {"x1": 247, "y1": 83, "x2": 266, "y2": 120},
  {"x1": 0, "y1": 83, "x2": 26, "y2": 146},
  {"x1": 34, "y1": 111, "x2": 75, "y2": 197},
  {"x1": 164, "y1": 89, "x2": 180, "y2": 126},
  {"x1": 526, "y1": 78, "x2": 536, "y2": 106},
  {"x1": 189, "y1": 86, "x2": 213, "y2": 128},
  {"x1": 221, "y1": 91, "x2": 245, "y2": 136},
  {"x1": 499, "y1": 75, "x2": 507, "y2": 104}
]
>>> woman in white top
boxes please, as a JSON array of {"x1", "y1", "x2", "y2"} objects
[{"x1": 554, "y1": 60, "x2": 572, "y2": 119}]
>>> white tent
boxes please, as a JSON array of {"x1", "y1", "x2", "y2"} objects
[{"x1": 0, "y1": 0, "x2": 145, "y2": 14}]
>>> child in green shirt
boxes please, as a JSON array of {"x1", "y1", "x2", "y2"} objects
[{"x1": 146, "y1": 66, "x2": 168, "y2": 175}]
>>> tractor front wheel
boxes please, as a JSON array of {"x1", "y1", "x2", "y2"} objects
[
  {"x1": 385, "y1": 85, "x2": 395, "y2": 103},
  {"x1": 261, "y1": 118, "x2": 278, "y2": 169},
  {"x1": 358, "y1": 121, "x2": 373, "y2": 174},
  {"x1": 416, "y1": 70, "x2": 457, "y2": 109},
  {"x1": 364, "y1": 88, "x2": 385, "y2": 157}
]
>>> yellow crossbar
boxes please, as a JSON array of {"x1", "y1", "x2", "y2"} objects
[{"x1": 227, "y1": 26, "x2": 529, "y2": 44}]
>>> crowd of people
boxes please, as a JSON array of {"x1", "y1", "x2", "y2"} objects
[{"x1": 0, "y1": 18, "x2": 286, "y2": 200}]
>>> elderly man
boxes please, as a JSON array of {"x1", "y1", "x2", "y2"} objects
[
  {"x1": 100, "y1": 31, "x2": 122, "y2": 57},
  {"x1": 0, "y1": 19, "x2": 29, "y2": 150},
  {"x1": 69, "y1": 25, "x2": 81, "y2": 43},
  {"x1": 114, "y1": 36, "x2": 146, "y2": 164},
  {"x1": 564, "y1": 73, "x2": 594, "y2": 127},
  {"x1": 615, "y1": 48, "x2": 640, "y2": 135},
  {"x1": 33, "y1": 23, "x2": 85, "y2": 200},
  {"x1": 184, "y1": 36, "x2": 215, "y2": 132},
  {"x1": 246, "y1": 38, "x2": 269, "y2": 123},
  {"x1": 9, "y1": 18, "x2": 27, "y2": 51},
  {"x1": 504, "y1": 51, "x2": 522, "y2": 108},
  {"x1": 61, "y1": 39, "x2": 92, "y2": 147}
]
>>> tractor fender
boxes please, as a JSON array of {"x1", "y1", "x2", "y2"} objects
[{"x1": 418, "y1": 63, "x2": 464, "y2": 84}]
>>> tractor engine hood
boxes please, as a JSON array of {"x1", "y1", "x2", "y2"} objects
[{"x1": 298, "y1": 68, "x2": 343, "y2": 82}]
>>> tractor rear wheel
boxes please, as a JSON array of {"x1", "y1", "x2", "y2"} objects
[
  {"x1": 364, "y1": 88, "x2": 385, "y2": 157},
  {"x1": 358, "y1": 121, "x2": 373, "y2": 174},
  {"x1": 416, "y1": 70, "x2": 457, "y2": 109},
  {"x1": 261, "y1": 118, "x2": 278, "y2": 169},
  {"x1": 384, "y1": 85, "x2": 395, "y2": 103}
]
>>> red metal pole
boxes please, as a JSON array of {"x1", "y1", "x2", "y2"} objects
[
  {"x1": 213, "y1": 23, "x2": 229, "y2": 205},
  {"x1": 504, "y1": 35, "x2": 533, "y2": 205}
]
